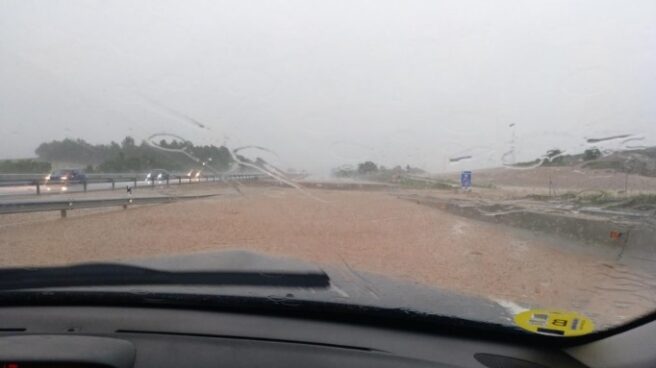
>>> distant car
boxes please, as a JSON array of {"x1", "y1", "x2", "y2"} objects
[
  {"x1": 45, "y1": 169, "x2": 87, "y2": 184},
  {"x1": 187, "y1": 170, "x2": 202, "y2": 179},
  {"x1": 145, "y1": 169, "x2": 170, "y2": 182}
]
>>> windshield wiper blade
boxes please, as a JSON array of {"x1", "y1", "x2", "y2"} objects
[{"x1": 0, "y1": 263, "x2": 330, "y2": 290}]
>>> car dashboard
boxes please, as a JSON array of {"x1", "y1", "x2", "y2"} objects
[{"x1": 0, "y1": 306, "x2": 595, "y2": 368}]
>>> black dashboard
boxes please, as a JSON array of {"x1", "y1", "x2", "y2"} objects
[{"x1": 0, "y1": 306, "x2": 590, "y2": 368}]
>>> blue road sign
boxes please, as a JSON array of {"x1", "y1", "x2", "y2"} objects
[{"x1": 461, "y1": 171, "x2": 472, "y2": 189}]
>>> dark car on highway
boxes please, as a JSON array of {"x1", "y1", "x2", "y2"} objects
[{"x1": 45, "y1": 169, "x2": 87, "y2": 184}]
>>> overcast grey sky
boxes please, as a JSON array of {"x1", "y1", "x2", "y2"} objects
[{"x1": 1, "y1": 0, "x2": 655, "y2": 174}]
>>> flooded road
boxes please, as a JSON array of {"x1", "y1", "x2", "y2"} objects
[{"x1": 1, "y1": 185, "x2": 655, "y2": 328}]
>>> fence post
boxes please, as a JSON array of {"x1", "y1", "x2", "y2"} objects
[
  {"x1": 60, "y1": 209, "x2": 67, "y2": 218},
  {"x1": 178, "y1": 177, "x2": 182, "y2": 185},
  {"x1": 36, "y1": 181, "x2": 41, "y2": 195},
  {"x1": 83, "y1": 180, "x2": 88, "y2": 192},
  {"x1": 111, "y1": 179, "x2": 115, "y2": 190},
  {"x1": 134, "y1": 178, "x2": 137, "y2": 188},
  {"x1": 166, "y1": 177, "x2": 170, "y2": 186}
]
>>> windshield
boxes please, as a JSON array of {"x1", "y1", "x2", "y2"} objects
[{"x1": 1, "y1": 0, "x2": 655, "y2": 338}]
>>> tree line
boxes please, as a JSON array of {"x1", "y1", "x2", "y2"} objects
[
  {"x1": 0, "y1": 159, "x2": 51, "y2": 173},
  {"x1": 332, "y1": 161, "x2": 425, "y2": 178},
  {"x1": 32, "y1": 136, "x2": 235, "y2": 173}
]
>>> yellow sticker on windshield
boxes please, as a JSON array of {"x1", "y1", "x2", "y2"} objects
[{"x1": 514, "y1": 309, "x2": 595, "y2": 337}]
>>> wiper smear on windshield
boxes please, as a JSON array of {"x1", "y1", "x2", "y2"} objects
[
  {"x1": 138, "y1": 96, "x2": 328, "y2": 202},
  {"x1": 586, "y1": 134, "x2": 632, "y2": 143},
  {"x1": 449, "y1": 155, "x2": 472, "y2": 163},
  {"x1": 138, "y1": 94, "x2": 210, "y2": 130}
]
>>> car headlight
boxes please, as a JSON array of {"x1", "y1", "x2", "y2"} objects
[{"x1": 45, "y1": 175, "x2": 51, "y2": 180}]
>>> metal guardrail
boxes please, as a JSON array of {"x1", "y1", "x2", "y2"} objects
[
  {"x1": 0, "y1": 194, "x2": 218, "y2": 216},
  {"x1": 0, "y1": 173, "x2": 267, "y2": 195}
]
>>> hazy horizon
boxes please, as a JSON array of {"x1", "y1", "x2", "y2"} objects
[{"x1": 2, "y1": 0, "x2": 655, "y2": 175}]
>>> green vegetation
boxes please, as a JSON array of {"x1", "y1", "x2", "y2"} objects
[
  {"x1": 526, "y1": 192, "x2": 577, "y2": 201},
  {"x1": 541, "y1": 149, "x2": 566, "y2": 166},
  {"x1": 513, "y1": 146, "x2": 656, "y2": 177},
  {"x1": 607, "y1": 194, "x2": 656, "y2": 211},
  {"x1": 582, "y1": 160, "x2": 623, "y2": 171},
  {"x1": 514, "y1": 159, "x2": 541, "y2": 167},
  {"x1": 35, "y1": 136, "x2": 234, "y2": 173},
  {"x1": 331, "y1": 161, "x2": 455, "y2": 189},
  {"x1": 332, "y1": 166, "x2": 356, "y2": 178},
  {"x1": 574, "y1": 192, "x2": 656, "y2": 211},
  {"x1": 515, "y1": 148, "x2": 575, "y2": 167},
  {"x1": 0, "y1": 159, "x2": 51, "y2": 173},
  {"x1": 527, "y1": 190, "x2": 616, "y2": 204},
  {"x1": 573, "y1": 191, "x2": 616, "y2": 204},
  {"x1": 526, "y1": 191, "x2": 656, "y2": 211},
  {"x1": 332, "y1": 162, "x2": 426, "y2": 179},
  {"x1": 357, "y1": 161, "x2": 379, "y2": 175},
  {"x1": 396, "y1": 176, "x2": 455, "y2": 190},
  {"x1": 472, "y1": 182, "x2": 497, "y2": 189},
  {"x1": 583, "y1": 148, "x2": 602, "y2": 161}
]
